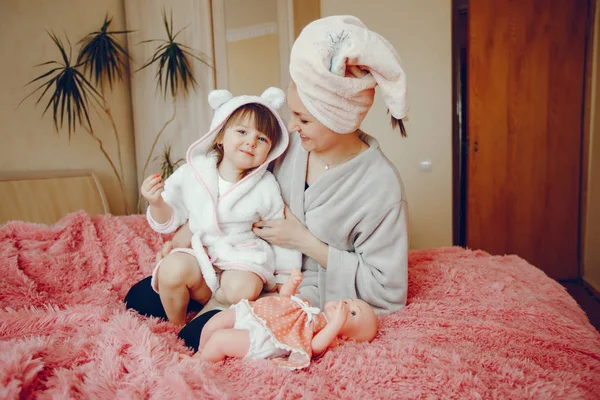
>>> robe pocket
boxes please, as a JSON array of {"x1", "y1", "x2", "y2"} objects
[{"x1": 233, "y1": 240, "x2": 259, "y2": 249}]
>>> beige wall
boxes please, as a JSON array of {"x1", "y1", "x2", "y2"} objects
[
  {"x1": 0, "y1": 0, "x2": 136, "y2": 216},
  {"x1": 224, "y1": 0, "x2": 277, "y2": 30},
  {"x1": 584, "y1": 3, "x2": 600, "y2": 293},
  {"x1": 227, "y1": 35, "x2": 281, "y2": 96},
  {"x1": 293, "y1": 0, "x2": 320, "y2": 38},
  {"x1": 321, "y1": 0, "x2": 453, "y2": 249}
]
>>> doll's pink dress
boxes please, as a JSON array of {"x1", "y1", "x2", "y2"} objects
[{"x1": 232, "y1": 295, "x2": 329, "y2": 370}]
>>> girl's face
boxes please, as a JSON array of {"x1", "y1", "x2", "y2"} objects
[
  {"x1": 287, "y1": 82, "x2": 342, "y2": 152},
  {"x1": 220, "y1": 113, "x2": 273, "y2": 172}
]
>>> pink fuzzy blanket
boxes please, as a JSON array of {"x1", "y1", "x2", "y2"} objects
[{"x1": 1, "y1": 212, "x2": 599, "y2": 399}]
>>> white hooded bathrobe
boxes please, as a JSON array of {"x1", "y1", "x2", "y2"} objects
[{"x1": 147, "y1": 88, "x2": 301, "y2": 294}]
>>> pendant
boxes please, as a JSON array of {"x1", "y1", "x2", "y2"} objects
[{"x1": 325, "y1": 164, "x2": 329, "y2": 170}]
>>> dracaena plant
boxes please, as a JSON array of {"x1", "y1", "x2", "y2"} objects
[
  {"x1": 20, "y1": 30, "x2": 128, "y2": 212},
  {"x1": 135, "y1": 8, "x2": 211, "y2": 211},
  {"x1": 77, "y1": 14, "x2": 133, "y2": 212}
]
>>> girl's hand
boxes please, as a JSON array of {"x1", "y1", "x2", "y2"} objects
[
  {"x1": 141, "y1": 173, "x2": 165, "y2": 206},
  {"x1": 252, "y1": 206, "x2": 310, "y2": 250}
]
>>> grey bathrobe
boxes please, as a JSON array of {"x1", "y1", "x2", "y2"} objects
[{"x1": 272, "y1": 131, "x2": 408, "y2": 314}]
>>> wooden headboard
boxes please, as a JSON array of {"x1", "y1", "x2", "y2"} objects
[{"x1": 0, "y1": 170, "x2": 109, "y2": 225}]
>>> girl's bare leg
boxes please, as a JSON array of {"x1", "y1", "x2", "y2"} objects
[
  {"x1": 213, "y1": 270, "x2": 263, "y2": 305},
  {"x1": 156, "y1": 252, "x2": 212, "y2": 325},
  {"x1": 196, "y1": 329, "x2": 251, "y2": 362}
]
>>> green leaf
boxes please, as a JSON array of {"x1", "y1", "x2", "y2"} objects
[
  {"x1": 77, "y1": 14, "x2": 132, "y2": 91},
  {"x1": 21, "y1": 31, "x2": 107, "y2": 138},
  {"x1": 137, "y1": 8, "x2": 212, "y2": 100}
]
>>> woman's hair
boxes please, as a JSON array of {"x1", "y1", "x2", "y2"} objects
[
  {"x1": 389, "y1": 112, "x2": 407, "y2": 137},
  {"x1": 211, "y1": 103, "x2": 281, "y2": 178}
]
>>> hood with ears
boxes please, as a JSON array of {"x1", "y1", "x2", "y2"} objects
[{"x1": 185, "y1": 87, "x2": 289, "y2": 176}]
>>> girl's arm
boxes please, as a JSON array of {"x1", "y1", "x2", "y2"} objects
[
  {"x1": 141, "y1": 173, "x2": 172, "y2": 224},
  {"x1": 148, "y1": 198, "x2": 172, "y2": 224},
  {"x1": 146, "y1": 165, "x2": 190, "y2": 234}
]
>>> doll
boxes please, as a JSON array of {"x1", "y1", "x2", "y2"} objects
[{"x1": 195, "y1": 269, "x2": 378, "y2": 369}]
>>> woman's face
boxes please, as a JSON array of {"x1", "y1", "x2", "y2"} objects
[{"x1": 286, "y1": 82, "x2": 341, "y2": 152}]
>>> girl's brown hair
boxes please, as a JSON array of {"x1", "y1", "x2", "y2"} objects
[{"x1": 211, "y1": 103, "x2": 282, "y2": 178}]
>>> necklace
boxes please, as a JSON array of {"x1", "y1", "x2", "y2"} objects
[{"x1": 311, "y1": 142, "x2": 366, "y2": 170}]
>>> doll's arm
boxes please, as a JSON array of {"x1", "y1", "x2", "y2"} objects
[
  {"x1": 311, "y1": 301, "x2": 349, "y2": 357},
  {"x1": 311, "y1": 322, "x2": 343, "y2": 357},
  {"x1": 278, "y1": 269, "x2": 302, "y2": 298}
]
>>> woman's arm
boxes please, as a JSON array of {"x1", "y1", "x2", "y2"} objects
[
  {"x1": 257, "y1": 201, "x2": 408, "y2": 313},
  {"x1": 324, "y1": 201, "x2": 408, "y2": 313}
]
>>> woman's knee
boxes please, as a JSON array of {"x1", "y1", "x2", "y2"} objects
[{"x1": 157, "y1": 253, "x2": 200, "y2": 289}]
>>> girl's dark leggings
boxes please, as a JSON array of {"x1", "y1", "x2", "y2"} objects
[{"x1": 124, "y1": 276, "x2": 221, "y2": 352}]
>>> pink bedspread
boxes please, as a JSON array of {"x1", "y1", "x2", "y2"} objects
[{"x1": 1, "y1": 212, "x2": 598, "y2": 399}]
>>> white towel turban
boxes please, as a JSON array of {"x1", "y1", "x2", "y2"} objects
[{"x1": 289, "y1": 15, "x2": 409, "y2": 134}]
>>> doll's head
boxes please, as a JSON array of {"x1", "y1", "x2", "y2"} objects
[{"x1": 324, "y1": 298, "x2": 378, "y2": 343}]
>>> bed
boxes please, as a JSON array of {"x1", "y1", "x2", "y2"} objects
[{"x1": 1, "y1": 211, "x2": 599, "y2": 399}]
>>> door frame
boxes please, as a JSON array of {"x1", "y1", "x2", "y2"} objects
[
  {"x1": 451, "y1": 0, "x2": 468, "y2": 247},
  {"x1": 580, "y1": 0, "x2": 598, "y2": 281},
  {"x1": 210, "y1": 0, "x2": 295, "y2": 92}
]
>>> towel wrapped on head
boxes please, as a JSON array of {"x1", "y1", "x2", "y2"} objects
[{"x1": 289, "y1": 15, "x2": 408, "y2": 134}]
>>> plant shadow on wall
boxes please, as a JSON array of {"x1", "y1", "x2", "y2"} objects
[{"x1": 20, "y1": 10, "x2": 212, "y2": 215}]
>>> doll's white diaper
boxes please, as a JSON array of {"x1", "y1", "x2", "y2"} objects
[{"x1": 232, "y1": 300, "x2": 290, "y2": 360}]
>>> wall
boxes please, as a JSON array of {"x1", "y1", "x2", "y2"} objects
[
  {"x1": 227, "y1": 35, "x2": 280, "y2": 96},
  {"x1": 224, "y1": 0, "x2": 277, "y2": 30},
  {"x1": 584, "y1": 2, "x2": 600, "y2": 293},
  {"x1": 293, "y1": 0, "x2": 320, "y2": 38},
  {"x1": 0, "y1": 0, "x2": 136, "y2": 216},
  {"x1": 320, "y1": 0, "x2": 453, "y2": 249},
  {"x1": 224, "y1": 0, "x2": 281, "y2": 96}
]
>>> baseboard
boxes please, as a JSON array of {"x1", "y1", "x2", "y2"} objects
[{"x1": 582, "y1": 277, "x2": 600, "y2": 300}]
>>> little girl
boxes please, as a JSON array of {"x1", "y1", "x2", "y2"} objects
[
  {"x1": 141, "y1": 87, "x2": 300, "y2": 325},
  {"x1": 195, "y1": 269, "x2": 378, "y2": 370}
]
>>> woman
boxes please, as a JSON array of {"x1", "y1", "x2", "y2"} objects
[{"x1": 124, "y1": 15, "x2": 409, "y2": 350}]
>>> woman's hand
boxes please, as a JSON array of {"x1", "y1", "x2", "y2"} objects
[
  {"x1": 252, "y1": 206, "x2": 310, "y2": 249},
  {"x1": 254, "y1": 205, "x2": 330, "y2": 267}
]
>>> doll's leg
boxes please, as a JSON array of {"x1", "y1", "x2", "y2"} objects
[
  {"x1": 213, "y1": 270, "x2": 263, "y2": 305},
  {"x1": 156, "y1": 252, "x2": 212, "y2": 325},
  {"x1": 196, "y1": 329, "x2": 250, "y2": 362},
  {"x1": 198, "y1": 308, "x2": 236, "y2": 351}
]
